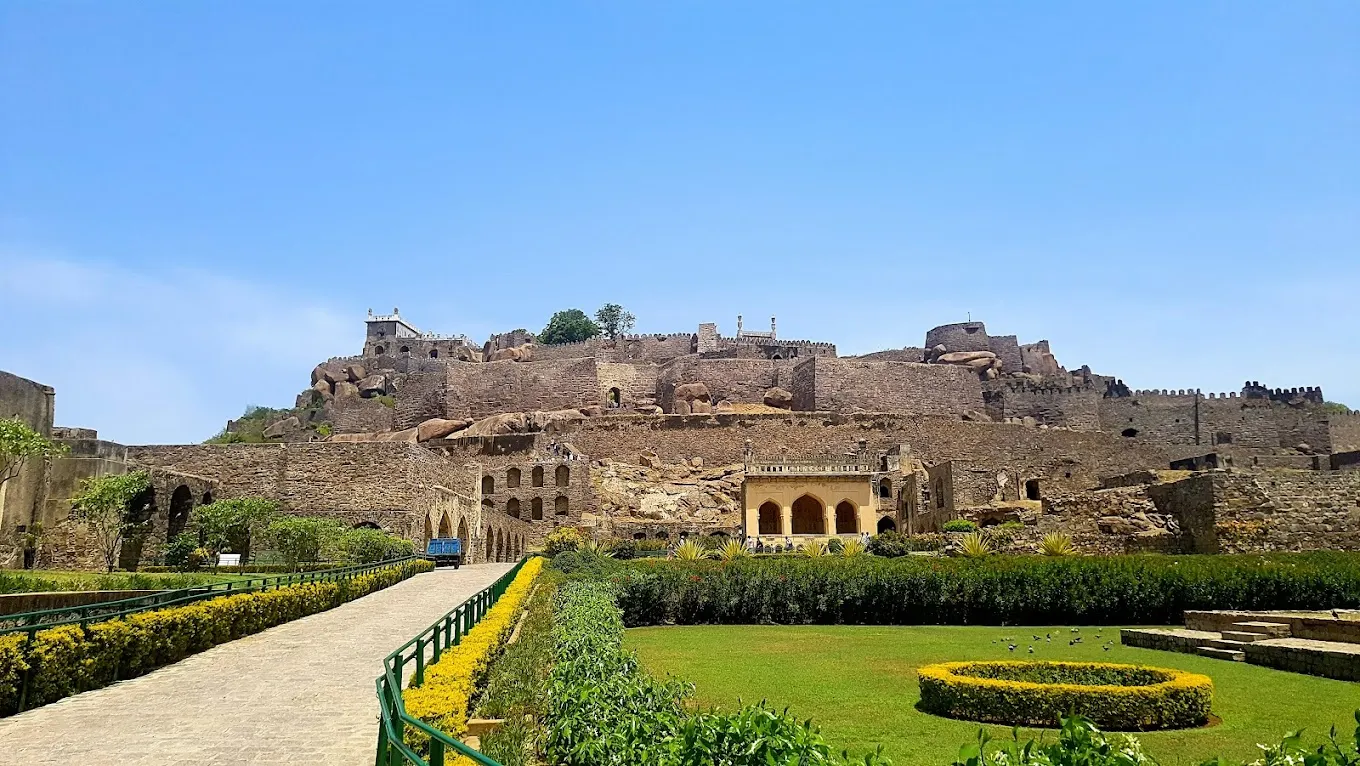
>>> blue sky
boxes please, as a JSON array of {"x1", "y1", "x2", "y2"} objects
[{"x1": 2, "y1": 2, "x2": 1356, "y2": 444}]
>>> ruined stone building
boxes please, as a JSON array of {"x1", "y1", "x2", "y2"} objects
[{"x1": 3, "y1": 309, "x2": 1357, "y2": 569}]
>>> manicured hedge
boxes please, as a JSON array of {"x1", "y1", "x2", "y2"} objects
[
  {"x1": 0, "y1": 558, "x2": 431, "y2": 715},
  {"x1": 917, "y1": 661, "x2": 1212, "y2": 731},
  {"x1": 612, "y1": 552, "x2": 1360, "y2": 626},
  {"x1": 402, "y1": 556, "x2": 543, "y2": 744}
]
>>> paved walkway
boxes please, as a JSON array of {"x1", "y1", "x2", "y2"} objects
[{"x1": 0, "y1": 563, "x2": 513, "y2": 765}]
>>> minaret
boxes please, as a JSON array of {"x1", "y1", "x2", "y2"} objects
[
  {"x1": 770, "y1": 316, "x2": 777, "y2": 339},
  {"x1": 737, "y1": 315, "x2": 744, "y2": 336}
]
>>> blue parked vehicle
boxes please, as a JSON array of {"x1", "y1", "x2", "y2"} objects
[{"x1": 426, "y1": 538, "x2": 463, "y2": 568}]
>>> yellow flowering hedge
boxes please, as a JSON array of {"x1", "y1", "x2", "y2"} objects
[
  {"x1": 1, "y1": 558, "x2": 432, "y2": 715},
  {"x1": 403, "y1": 557, "x2": 544, "y2": 749},
  {"x1": 917, "y1": 660, "x2": 1212, "y2": 730}
]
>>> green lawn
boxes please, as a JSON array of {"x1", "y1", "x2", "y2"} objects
[
  {"x1": 626, "y1": 625, "x2": 1360, "y2": 766},
  {"x1": 0, "y1": 569, "x2": 266, "y2": 594}
]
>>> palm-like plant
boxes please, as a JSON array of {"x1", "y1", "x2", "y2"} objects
[
  {"x1": 800, "y1": 540, "x2": 827, "y2": 558},
  {"x1": 1039, "y1": 531, "x2": 1077, "y2": 557},
  {"x1": 840, "y1": 537, "x2": 866, "y2": 557},
  {"x1": 674, "y1": 539, "x2": 710, "y2": 560},
  {"x1": 579, "y1": 537, "x2": 616, "y2": 558},
  {"x1": 957, "y1": 530, "x2": 993, "y2": 558},
  {"x1": 717, "y1": 539, "x2": 750, "y2": 561}
]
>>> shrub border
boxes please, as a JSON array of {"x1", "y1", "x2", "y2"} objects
[{"x1": 917, "y1": 660, "x2": 1213, "y2": 731}]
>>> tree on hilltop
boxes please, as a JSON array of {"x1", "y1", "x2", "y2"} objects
[
  {"x1": 539, "y1": 309, "x2": 601, "y2": 345},
  {"x1": 595, "y1": 303, "x2": 636, "y2": 341}
]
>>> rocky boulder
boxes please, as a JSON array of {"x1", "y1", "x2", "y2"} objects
[
  {"x1": 674, "y1": 399, "x2": 691, "y2": 416},
  {"x1": 263, "y1": 416, "x2": 301, "y2": 439},
  {"x1": 462, "y1": 412, "x2": 531, "y2": 437},
  {"x1": 377, "y1": 427, "x2": 419, "y2": 444},
  {"x1": 489, "y1": 344, "x2": 534, "y2": 362},
  {"x1": 333, "y1": 380, "x2": 360, "y2": 399},
  {"x1": 357, "y1": 374, "x2": 388, "y2": 397},
  {"x1": 690, "y1": 399, "x2": 713, "y2": 415},
  {"x1": 343, "y1": 363, "x2": 367, "y2": 382},
  {"x1": 416, "y1": 418, "x2": 472, "y2": 442},
  {"x1": 715, "y1": 400, "x2": 733, "y2": 413},
  {"x1": 763, "y1": 387, "x2": 793, "y2": 409}
]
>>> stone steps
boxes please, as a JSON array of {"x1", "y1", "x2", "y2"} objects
[
  {"x1": 1221, "y1": 630, "x2": 1271, "y2": 643},
  {"x1": 1205, "y1": 638, "x2": 1251, "y2": 651},
  {"x1": 1231, "y1": 621, "x2": 1292, "y2": 638},
  {"x1": 1197, "y1": 646, "x2": 1246, "y2": 661}
]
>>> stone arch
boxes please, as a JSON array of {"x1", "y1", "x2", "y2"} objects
[
  {"x1": 791, "y1": 494, "x2": 825, "y2": 535},
  {"x1": 201, "y1": 491, "x2": 214, "y2": 506},
  {"x1": 757, "y1": 501, "x2": 781, "y2": 535},
  {"x1": 554, "y1": 495, "x2": 569, "y2": 516},
  {"x1": 878, "y1": 478, "x2": 892, "y2": 498},
  {"x1": 495, "y1": 529, "x2": 505, "y2": 562},
  {"x1": 878, "y1": 515, "x2": 897, "y2": 534},
  {"x1": 481, "y1": 475, "x2": 494, "y2": 494},
  {"x1": 531, "y1": 497, "x2": 543, "y2": 520},
  {"x1": 399, "y1": 346, "x2": 411, "y2": 355},
  {"x1": 375, "y1": 345, "x2": 386, "y2": 355},
  {"x1": 656, "y1": 530, "x2": 669, "y2": 541},
  {"x1": 506, "y1": 498, "x2": 521, "y2": 518},
  {"x1": 507, "y1": 468, "x2": 521, "y2": 489},
  {"x1": 485, "y1": 526, "x2": 493, "y2": 560},
  {"x1": 167, "y1": 485, "x2": 193, "y2": 541},
  {"x1": 633, "y1": 531, "x2": 648, "y2": 540},
  {"x1": 834, "y1": 500, "x2": 858, "y2": 534},
  {"x1": 555, "y1": 465, "x2": 570, "y2": 487},
  {"x1": 429, "y1": 349, "x2": 439, "y2": 358},
  {"x1": 531, "y1": 466, "x2": 544, "y2": 487},
  {"x1": 438, "y1": 512, "x2": 452, "y2": 538},
  {"x1": 423, "y1": 515, "x2": 434, "y2": 544},
  {"x1": 118, "y1": 485, "x2": 157, "y2": 570},
  {"x1": 457, "y1": 518, "x2": 469, "y2": 550}
]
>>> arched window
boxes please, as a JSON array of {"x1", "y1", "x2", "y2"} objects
[
  {"x1": 378, "y1": 330, "x2": 386, "y2": 339},
  {"x1": 531, "y1": 466, "x2": 544, "y2": 487},
  {"x1": 375, "y1": 345, "x2": 386, "y2": 355},
  {"x1": 354, "y1": 521, "x2": 381, "y2": 530},
  {"x1": 835, "y1": 501, "x2": 858, "y2": 534},
  {"x1": 791, "y1": 495, "x2": 825, "y2": 535},
  {"x1": 482, "y1": 475, "x2": 494, "y2": 494},
  {"x1": 656, "y1": 531, "x2": 669, "y2": 540},
  {"x1": 633, "y1": 532, "x2": 647, "y2": 540},
  {"x1": 400, "y1": 346, "x2": 411, "y2": 355},
  {"x1": 507, "y1": 498, "x2": 521, "y2": 518},
  {"x1": 554, "y1": 495, "x2": 569, "y2": 516},
  {"x1": 878, "y1": 478, "x2": 892, "y2": 498},
  {"x1": 167, "y1": 485, "x2": 193, "y2": 541},
  {"x1": 201, "y1": 491, "x2": 214, "y2": 506},
  {"x1": 555, "y1": 465, "x2": 570, "y2": 487},
  {"x1": 429, "y1": 349, "x2": 439, "y2": 358},
  {"x1": 507, "y1": 468, "x2": 521, "y2": 489},
  {"x1": 531, "y1": 497, "x2": 543, "y2": 520},
  {"x1": 757, "y1": 501, "x2": 781, "y2": 535},
  {"x1": 877, "y1": 516, "x2": 897, "y2": 534}
]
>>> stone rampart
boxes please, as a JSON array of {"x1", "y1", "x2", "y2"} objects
[
  {"x1": 791, "y1": 358, "x2": 984, "y2": 416},
  {"x1": 985, "y1": 382, "x2": 1101, "y2": 430},
  {"x1": 1330, "y1": 411, "x2": 1360, "y2": 453},
  {"x1": 444, "y1": 357, "x2": 601, "y2": 419}
]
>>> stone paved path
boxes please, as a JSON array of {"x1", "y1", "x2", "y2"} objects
[{"x1": 0, "y1": 563, "x2": 513, "y2": 766}]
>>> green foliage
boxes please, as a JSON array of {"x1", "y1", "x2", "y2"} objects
[
  {"x1": 538, "y1": 309, "x2": 602, "y2": 345},
  {"x1": 263, "y1": 515, "x2": 344, "y2": 569},
  {"x1": 164, "y1": 531, "x2": 202, "y2": 571},
  {"x1": 953, "y1": 714, "x2": 1160, "y2": 766},
  {"x1": 0, "y1": 418, "x2": 66, "y2": 487},
  {"x1": 1200, "y1": 713, "x2": 1360, "y2": 766},
  {"x1": 840, "y1": 538, "x2": 867, "y2": 558},
  {"x1": 203, "y1": 404, "x2": 292, "y2": 444},
  {"x1": 1321, "y1": 401, "x2": 1354, "y2": 415},
  {"x1": 827, "y1": 537, "x2": 845, "y2": 554},
  {"x1": 611, "y1": 552, "x2": 1360, "y2": 627},
  {"x1": 675, "y1": 539, "x2": 710, "y2": 561},
  {"x1": 337, "y1": 527, "x2": 414, "y2": 564},
  {"x1": 545, "y1": 580, "x2": 889, "y2": 766},
  {"x1": 868, "y1": 531, "x2": 946, "y2": 556},
  {"x1": 802, "y1": 539, "x2": 829, "y2": 558},
  {"x1": 944, "y1": 520, "x2": 979, "y2": 533},
  {"x1": 69, "y1": 471, "x2": 153, "y2": 572},
  {"x1": 543, "y1": 527, "x2": 584, "y2": 557},
  {"x1": 717, "y1": 539, "x2": 751, "y2": 561},
  {"x1": 375, "y1": 395, "x2": 396, "y2": 408},
  {"x1": 957, "y1": 531, "x2": 993, "y2": 558},
  {"x1": 1040, "y1": 532, "x2": 1077, "y2": 557},
  {"x1": 594, "y1": 303, "x2": 636, "y2": 341},
  {"x1": 316, "y1": 423, "x2": 332, "y2": 438},
  {"x1": 476, "y1": 578, "x2": 560, "y2": 765}
]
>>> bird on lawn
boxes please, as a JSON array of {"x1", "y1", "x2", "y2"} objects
[
  {"x1": 1009, "y1": 644, "x2": 1017, "y2": 652},
  {"x1": 1028, "y1": 646, "x2": 1035, "y2": 653}
]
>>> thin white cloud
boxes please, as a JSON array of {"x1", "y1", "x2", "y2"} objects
[{"x1": 0, "y1": 247, "x2": 351, "y2": 444}]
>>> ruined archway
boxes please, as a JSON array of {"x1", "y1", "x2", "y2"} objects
[
  {"x1": 481, "y1": 475, "x2": 494, "y2": 494},
  {"x1": 834, "y1": 501, "x2": 858, "y2": 534},
  {"x1": 555, "y1": 465, "x2": 570, "y2": 487},
  {"x1": 507, "y1": 498, "x2": 521, "y2": 518},
  {"x1": 438, "y1": 512, "x2": 452, "y2": 538},
  {"x1": 791, "y1": 494, "x2": 825, "y2": 535},
  {"x1": 507, "y1": 468, "x2": 521, "y2": 489},
  {"x1": 457, "y1": 518, "x2": 469, "y2": 550},
  {"x1": 423, "y1": 516, "x2": 434, "y2": 544},
  {"x1": 118, "y1": 485, "x2": 157, "y2": 571},
  {"x1": 757, "y1": 501, "x2": 781, "y2": 535},
  {"x1": 554, "y1": 495, "x2": 569, "y2": 516},
  {"x1": 877, "y1": 516, "x2": 897, "y2": 534},
  {"x1": 167, "y1": 485, "x2": 193, "y2": 541},
  {"x1": 531, "y1": 466, "x2": 544, "y2": 487},
  {"x1": 531, "y1": 497, "x2": 543, "y2": 521}
]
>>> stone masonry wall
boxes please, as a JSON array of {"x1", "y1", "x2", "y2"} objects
[
  {"x1": 598, "y1": 362, "x2": 659, "y2": 410},
  {"x1": 656, "y1": 357, "x2": 790, "y2": 412},
  {"x1": 985, "y1": 383, "x2": 1101, "y2": 430},
  {"x1": 1333, "y1": 412, "x2": 1360, "y2": 453},
  {"x1": 1210, "y1": 470, "x2": 1360, "y2": 552},
  {"x1": 796, "y1": 358, "x2": 984, "y2": 416},
  {"x1": 0, "y1": 371, "x2": 56, "y2": 567},
  {"x1": 444, "y1": 358, "x2": 601, "y2": 419}
]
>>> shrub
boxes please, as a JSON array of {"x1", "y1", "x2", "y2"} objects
[
  {"x1": 944, "y1": 520, "x2": 979, "y2": 533},
  {"x1": 0, "y1": 634, "x2": 28, "y2": 715},
  {"x1": 957, "y1": 532, "x2": 993, "y2": 558},
  {"x1": 674, "y1": 540, "x2": 709, "y2": 560},
  {"x1": 338, "y1": 527, "x2": 414, "y2": 563},
  {"x1": 953, "y1": 713, "x2": 1159, "y2": 766},
  {"x1": 2, "y1": 558, "x2": 430, "y2": 714},
  {"x1": 868, "y1": 532, "x2": 945, "y2": 557},
  {"x1": 543, "y1": 528, "x2": 583, "y2": 557},
  {"x1": 840, "y1": 538, "x2": 866, "y2": 558},
  {"x1": 827, "y1": 537, "x2": 845, "y2": 554},
  {"x1": 402, "y1": 557, "x2": 543, "y2": 747},
  {"x1": 163, "y1": 531, "x2": 202, "y2": 570},
  {"x1": 611, "y1": 552, "x2": 1360, "y2": 627},
  {"x1": 919, "y1": 661, "x2": 1212, "y2": 731},
  {"x1": 1040, "y1": 532, "x2": 1077, "y2": 557},
  {"x1": 802, "y1": 540, "x2": 828, "y2": 558},
  {"x1": 718, "y1": 539, "x2": 751, "y2": 561}
]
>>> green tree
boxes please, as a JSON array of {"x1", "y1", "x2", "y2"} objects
[
  {"x1": 338, "y1": 527, "x2": 414, "y2": 563},
  {"x1": 1321, "y1": 401, "x2": 1353, "y2": 414},
  {"x1": 0, "y1": 417, "x2": 66, "y2": 488},
  {"x1": 265, "y1": 516, "x2": 345, "y2": 569},
  {"x1": 594, "y1": 303, "x2": 636, "y2": 341},
  {"x1": 69, "y1": 471, "x2": 152, "y2": 572},
  {"x1": 538, "y1": 309, "x2": 601, "y2": 345},
  {"x1": 193, "y1": 498, "x2": 280, "y2": 563}
]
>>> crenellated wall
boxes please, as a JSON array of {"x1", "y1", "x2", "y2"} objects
[
  {"x1": 1329, "y1": 411, "x2": 1360, "y2": 453},
  {"x1": 983, "y1": 382, "x2": 1101, "y2": 429},
  {"x1": 790, "y1": 358, "x2": 984, "y2": 416}
]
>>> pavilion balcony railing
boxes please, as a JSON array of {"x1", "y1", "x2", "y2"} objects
[
  {"x1": 374, "y1": 557, "x2": 528, "y2": 766},
  {"x1": 746, "y1": 456, "x2": 874, "y2": 475}
]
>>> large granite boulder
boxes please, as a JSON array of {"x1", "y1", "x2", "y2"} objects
[
  {"x1": 263, "y1": 416, "x2": 301, "y2": 439},
  {"x1": 333, "y1": 380, "x2": 360, "y2": 399},
  {"x1": 489, "y1": 344, "x2": 534, "y2": 362},
  {"x1": 357, "y1": 374, "x2": 387, "y2": 397},
  {"x1": 343, "y1": 363, "x2": 367, "y2": 383},
  {"x1": 674, "y1": 382, "x2": 711, "y2": 403},
  {"x1": 416, "y1": 418, "x2": 471, "y2": 442},
  {"x1": 763, "y1": 387, "x2": 793, "y2": 409}
]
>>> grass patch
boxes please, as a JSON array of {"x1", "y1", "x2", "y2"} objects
[
  {"x1": 626, "y1": 624, "x2": 1360, "y2": 766},
  {"x1": 0, "y1": 569, "x2": 264, "y2": 594}
]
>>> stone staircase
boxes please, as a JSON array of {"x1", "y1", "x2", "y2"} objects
[
  {"x1": 1194, "y1": 621, "x2": 1293, "y2": 662},
  {"x1": 1123, "y1": 610, "x2": 1360, "y2": 681}
]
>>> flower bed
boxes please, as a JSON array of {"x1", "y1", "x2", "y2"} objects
[
  {"x1": 917, "y1": 660, "x2": 1213, "y2": 730},
  {"x1": 0, "y1": 558, "x2": 431, "y2": 715},
  {"x1": 402, "y1": 556, "x2": 544, "y2": 744}
]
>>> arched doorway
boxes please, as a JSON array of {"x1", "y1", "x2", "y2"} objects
[
  {"x1": 555, "y1": 465, "x2": 570, "y2": 487},
  {"x1": 485, "y1": 527, "x2": 493, "y2": 560},
  {"x1": 457, "y1": 518, "x2": 469, "y2": 550},
  {"x1": 791, "y1": 495, "x2": 825, "y2": 535},
  {"x1": 607, "y1": 387, "x2": 621, "y2": 408},
  {"x1": 531, "y1": 466, "x2": 544, "y2": 487},
  {"x1": 201, "y1": 491, "x2": 214, "y2": 506},
  {"x1": 554, "y1": 495, "x2": 569, "y2": 516},
  {"x1": 531, "y1": 498, "x2": 543, "y2": 520},
  {"x1": 118, "y1": 485, "x2": 157, "y2": 570},
  {"x1": 167, "y1": 485, "x2": 193, "y2": 541},
  {"x1": 878, "y1": 478, "x2": 892, "y2": 498},
  {"x1": 495, "y1": 529, "x2": 505, "y2": 562},
  {"x1": 507, "y1": 498, "x2": 521, "y2": 518},
  {"x1": 438, "y1": 512, "x2": 452, "y2": 538},
  {"x1": 757, "y1": 501, "x2": 780, "y2": 535},
  {"x1": 834, "y1": 501, "x2": 858, "y2": 534},
  {"x1": 507, "y1": 468, "x2": 521, "y2": 489},
  {"x1": 877, "y1": 516, "x2": 897, "y2": 534},
  {"x1": 423, "y1": 516, "x2": 434, "y2": 545},
  {"x1": 481, "y1": 475, "x2": 494, "y2": 494}
]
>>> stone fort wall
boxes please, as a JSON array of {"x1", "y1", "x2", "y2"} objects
[
  {"x1": 1097, "y1": 390, "x2": 1334, "y2": 451},
  {"x1": 983, "y1": 383, "x2": 1102, "y2": 430},
  {"x1": 443, "y1": 358, "x2": 601, "y2": 420},
  {"x1": 657, "y1": 357, "x2": 791, "y2": 411},
  {"x1": 791, "y1": 358, "x2": 984, "y2": 416},
  {"x1": 1332, "y1": 412, "x2": 1360, "y2": 453}
]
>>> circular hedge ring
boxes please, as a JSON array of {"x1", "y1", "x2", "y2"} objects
[{"x1": 917, "y1": 661, "x2": 1212, "y2": 730}]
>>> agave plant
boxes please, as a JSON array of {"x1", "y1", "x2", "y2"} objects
[
  {"x1": 579, "y1": 537, "x2": 616, "y2": 558},
  {"x1": 839, "y1": 537, "x2": 866, "y2": 558},
  {"x1": 674, "y1": 539, "x2": 710, "y2": 560},
  {"x1": 717, "y1": 539, "x2": 751, "y2": 561},
  {"x1": 801, "y1": 540, "x2": 827, "y2": 558},
  {"x1": 957, "y1": 530, "x2": 993, "y2": 558},
  {"x1": 1039, "y1": 531, "x2": 1077, "y2": 557}
]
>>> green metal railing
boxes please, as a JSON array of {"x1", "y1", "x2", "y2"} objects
[
  {"x1": 375, "y1": 558, "x2": 529, "y2": 766},
  {"x1": 0, "y1": 555, "x2": 424, "y2": 636}
]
